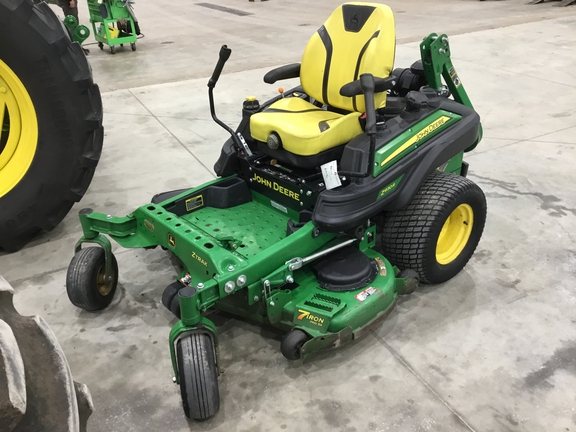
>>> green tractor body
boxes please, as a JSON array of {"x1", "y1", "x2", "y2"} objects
[{"x1": 66, "y1": 4, "x2": 486, "y2": 421}]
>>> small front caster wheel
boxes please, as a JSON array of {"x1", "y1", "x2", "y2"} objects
[
  {"x1": 398, "y1": 269, "x2": 419, "y2": 295},
  {"x1": 66, "y1": 247, "x2": 118, "y2": 311},
  {"x1": 98, "y1": 42, "x2": 103, "y2": 50},
  {"x1": 162, "y1": 281, "x2": 182, "y2": 318},
  {"x1": 177, "y1": 333, "x2": 220, "y2": 420},
  {"x1": 130, "y1": 42, "x2": 136, "y2": 51},
  {"x1": 110, "y1": 45, "x2": 116, "y2": 54},
  {"x1": 281, "y1": 329, "x2": 310, "y2": 360},
  {"x1": 120, "y1": 43, "x2": 124, "y2": 47}
]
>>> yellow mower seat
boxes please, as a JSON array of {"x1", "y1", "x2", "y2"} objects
[
  {"x1": 249, "y1": 97, "x2": 362, "y2": 156},
  {"x1": 250, "y1": 2, "x2": 395, "y2": 158}
]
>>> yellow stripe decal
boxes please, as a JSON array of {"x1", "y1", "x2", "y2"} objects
[{"x1": 380, "y1": 115, "x2": 451, "y2": 167}]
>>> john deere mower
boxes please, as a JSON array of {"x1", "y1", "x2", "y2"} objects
[{"x1": 65, "y1": 2, "x2": 486, "y2": 420}]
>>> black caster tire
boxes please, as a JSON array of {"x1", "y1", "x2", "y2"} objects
[
  {"x1": 281, "y1": 329, "x2": 310, "y2": 360},
  {"x1": 98, "y1": 42, "x2": 103, "y2": 50},
  {"x1": 177, "y1": 333, "x2": 220, "y2": 420},
  {"x1": 169, "y1": 295, "x2": 181, "y2": 319},
  {"x1": 161, "y1": 281, "x2": 182, "y2": 318},
  {"x1": 66, "y1": 247, "x2": 118, "y2": 311},
  {"x1": 161, "y1": 281, "x2": 181, "y2": 309},
  {"x1": 379, "y1": 171, "x2": 486, "y2": 284},
  {"x1": 110, "y1": 45, "x2": 115, "y2": 54},
  {"x1": 398, "y1": 269, "x2": 419, "y2": 295},
  {"x1": 130, "y1": 42, "x2": 136, "y2": 51},
  {"x1": 120, "y1": 43, "x2": 123, "y2": 47}
]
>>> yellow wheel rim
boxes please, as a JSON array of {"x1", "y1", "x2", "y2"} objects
[
  {"x1": 436, "y1": 204, "x2": 474, "y2": 265},
  {"x1": 0, "y1": 59, "x2": 38, "y2": 198},
  {"x1": 96, "y1": 265, "x2": 113, "y2": 296}
]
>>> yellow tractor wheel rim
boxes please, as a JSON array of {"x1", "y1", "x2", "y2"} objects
[
  {"x1": 0, "y1": 59, "x2": 38, "y2": 198},
  {"x1": 436, "y1": 203, "x2": 474, "y2": 265}
]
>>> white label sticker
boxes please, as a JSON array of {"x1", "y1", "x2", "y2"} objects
[
  {"x1": 355, "y1": 287, "x2": 379, "y2": 302},
  {"x1": 270, "y1": 200, "x2": 288, "y2": 213},
  {"x1": 320, "y1": 160, "x2": 342, "y2": 190}
]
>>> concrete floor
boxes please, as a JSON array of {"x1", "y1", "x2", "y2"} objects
[{"x1": 1, "y1": 0, "x2": 576, "y2": 431}]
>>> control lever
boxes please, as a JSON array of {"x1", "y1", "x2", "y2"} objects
[
  {"x1": 208, "y1": 45, "x2": 231, "y2": 88},
  {"x1": 337, "y1": 74, "x2": 378, "y2": 179},
  {"x1": 360, "y1": 73, "x2": 377, "y2": 136},
  {"x1": 207, "y1": 45, "x2": 253, "y2": 156}
]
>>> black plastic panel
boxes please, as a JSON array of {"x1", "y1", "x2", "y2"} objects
[
  {"x1": 313, "y1": 98, "x2": 481, "y2": 232},
  {"x1": 313, "y1": 246, "x2": 377, "y2": 291},
  {"x1": 162, "y1": 177, "x2": 252, "y2": 216},
  {"x1": 342, "y1": 4, "x2": 376, "y2": 33}
]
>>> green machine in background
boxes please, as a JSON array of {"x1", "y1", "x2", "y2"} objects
[
  {"x1": 87, "y1": 0, "x2": 139, "y2": 54},
  {"x1": 63, "y1": 15, "x2": 90, "y2": 44}
]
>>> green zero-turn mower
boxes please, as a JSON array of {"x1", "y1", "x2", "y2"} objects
[{"x1": 66, "y1": 2, "x2": 486, "y2": 420}]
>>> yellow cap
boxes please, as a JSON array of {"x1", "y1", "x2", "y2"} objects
[{"x1": 245, "y1": 96, "x2": 257, "y2": 101}]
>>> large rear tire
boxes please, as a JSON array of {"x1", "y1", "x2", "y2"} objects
[
  {"x1": 0, "y1": 0, "x2": 103, "y2": 251},
  {"x1": 379, "y1": 171, "x2": 486, "y2": 284}
]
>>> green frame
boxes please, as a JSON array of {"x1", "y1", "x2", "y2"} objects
[{"x1": 420, "y1": 33, "x2": 482, "y2": 150}]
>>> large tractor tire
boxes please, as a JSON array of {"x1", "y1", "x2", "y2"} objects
[
  {"x1": 0, "y1": 0, "x2": 103, "y2": 252},
  {"x1": 0, "y1": 275, "x2": 94, "y2": 431}
]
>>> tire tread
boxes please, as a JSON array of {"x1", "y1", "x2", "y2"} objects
[
  {"x1": 0, "y1": 0, "x2": 104, "y2": 251},
  {"x1": 177, "y1": 334, "x2": 219, "y2": 420},
  {"x1": 380, "y1": 171, "x2": 486, "y2": 284},
  {"x1": 66, "y1": 247, "x2": 118, "y2": 311}
]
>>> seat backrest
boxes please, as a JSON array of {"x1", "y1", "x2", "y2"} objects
[{"x1": 300, "y1": 2, "x2": 395, "y2": 113}]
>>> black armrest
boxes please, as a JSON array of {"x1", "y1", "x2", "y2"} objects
[
  {"x1": 340, "y1": 75, "x2": 397, "y2": 97},
  {"x1": 263, "y1": 63, "x2": 301, "y2": 84}
]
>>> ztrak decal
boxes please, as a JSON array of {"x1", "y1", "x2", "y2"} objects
[
  {"x1": 252, "y1": 173, "x2": 300, "y2": 201},
  {"x1": 191, "y1": 251, "x2": 208, "y2": 266},
  {"x1": 185, "y1": 194, "x2": 204, "y2": 212},
  {"x1": 296, "y1": 309, "x2": 325, "y2": 327},
  {"x1": 377, "y1": 175, "x2": 403, "y2": 200},
  {"x1": 168, "y1": 233, "x2": 176, "y2": 247}
]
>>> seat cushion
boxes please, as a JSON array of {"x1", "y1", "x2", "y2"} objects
[{"x1": 250, "y1": 97, "x2": 362, "y2": 156}]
